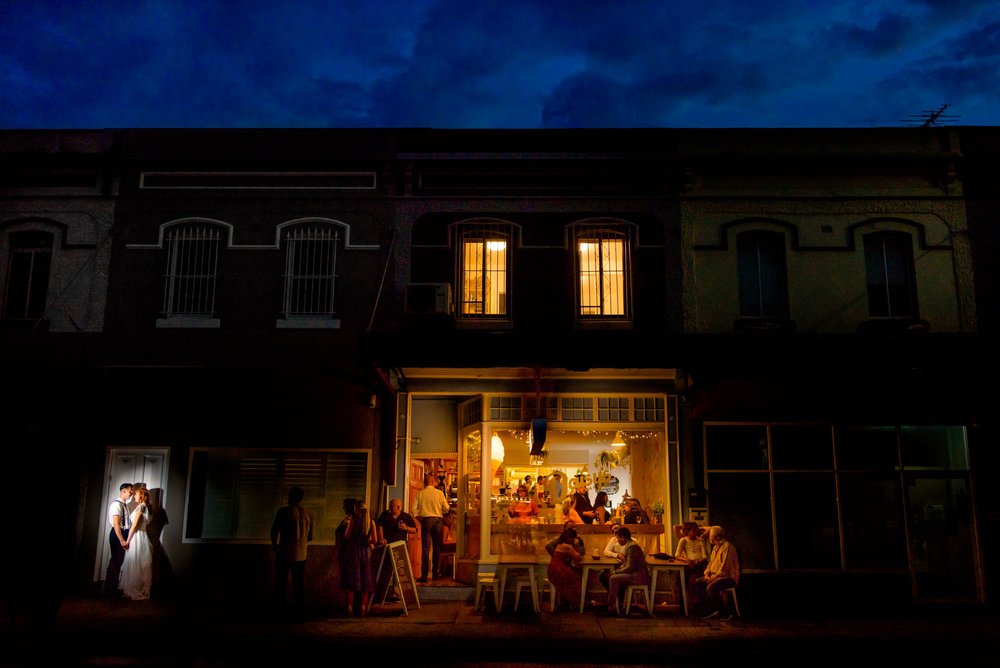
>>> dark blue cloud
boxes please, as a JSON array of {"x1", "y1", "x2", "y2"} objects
[{"x1": 0, "y1": 0, "x2": 997, "y2": 128}]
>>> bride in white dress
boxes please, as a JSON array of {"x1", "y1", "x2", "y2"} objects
[{"x1": 120, "y1": 487, "x2": 153, "y2": 600}]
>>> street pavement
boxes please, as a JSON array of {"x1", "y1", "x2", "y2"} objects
[{"x1": 3, "y1": 591, "x2": 999, "y2": 667}]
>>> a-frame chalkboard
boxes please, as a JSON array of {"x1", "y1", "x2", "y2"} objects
[{"x1": 372, "y1": 540, "x2": 421, "y2": 615}]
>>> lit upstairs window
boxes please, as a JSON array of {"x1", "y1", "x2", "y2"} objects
[
  {"x1": 457, "y1": 223, "x2": 511, "y2": 318},
  {"x1": 576, "y1": 226, "x2": 629, "y2": 319}
]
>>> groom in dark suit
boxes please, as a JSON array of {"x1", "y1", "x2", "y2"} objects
[{"x1": 104, "y1": 482, "x2": 133, "y2": 596}]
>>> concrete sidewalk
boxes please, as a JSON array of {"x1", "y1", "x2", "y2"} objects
[{"x1": 4, "y1": 593, "x2": 999, "y2": 667}]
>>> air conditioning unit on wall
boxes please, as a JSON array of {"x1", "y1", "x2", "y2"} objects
[{"x1": 405, "y1": 283, "x2": 453, "y2": 315}]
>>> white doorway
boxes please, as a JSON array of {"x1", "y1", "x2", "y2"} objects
[{"x1": 93, "y1": 447, "x2": 170, "y2": 582}]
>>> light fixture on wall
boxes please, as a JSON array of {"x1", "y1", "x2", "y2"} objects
[
  {"x1": 611, "y1": 431, "x2": 626, "y2": 448},
  {"x1": 490, "y1": 433, "x2": 505, "y2": 478},
  {"x1": 491, "y1": 433, "x2": 505, "y2": 460}
]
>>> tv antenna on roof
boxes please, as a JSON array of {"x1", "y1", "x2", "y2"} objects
[{"x1": 901, "y1": 104, "x2": 960, "y2": 127}]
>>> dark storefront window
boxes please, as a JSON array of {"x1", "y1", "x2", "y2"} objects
[
  {"x1": 704, "y1": 422, "x2": 976, "y2": 598},
  {"x1": 184, "y1": 447, "x2": 369, "y2": 543}
]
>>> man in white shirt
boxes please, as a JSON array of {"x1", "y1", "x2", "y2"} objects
[
  {"x1": 415, "y1": 473, "x2": 450, "y2": 583},
  {"x1": 103, "y1": 482, "x2": 133, "y2": 596}
]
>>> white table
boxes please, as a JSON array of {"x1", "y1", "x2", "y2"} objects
[
  {"x1": 645, "y1": 556, "x2": 689, "y2": 617},
  {"x1": 495, "y1": 554, "x2": 548, "y2": 613}
]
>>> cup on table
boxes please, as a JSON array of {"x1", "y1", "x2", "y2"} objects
[{"x1": 592, "y1": 548, "x2": 600, "y2": 558}]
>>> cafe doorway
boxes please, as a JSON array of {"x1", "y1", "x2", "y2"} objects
[{"x1": 407, "y1": 455, "x2": 459, "y2": 582}]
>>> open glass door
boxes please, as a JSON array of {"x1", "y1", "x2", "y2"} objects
[{"x1": 459, "y1": 396, "x2": 483, "y2": 561}]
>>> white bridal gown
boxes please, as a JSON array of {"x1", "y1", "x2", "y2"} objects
[{"x1": 120, "y1": 503, "x2": 153, "y2": 600}]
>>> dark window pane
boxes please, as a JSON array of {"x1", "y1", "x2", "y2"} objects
[
  {"x1": 771, "y1": 425, "x2": 833, "y2": 469},
  {"x1": 737, "y1": 231, "x2": 788, "y2": 318},
  {"x1": 907, "y1": 476, "x2": 977, "y2": 599},
  {"x1": 707, "y1": 472, "x2": 774, "y2": 569},
  {"x1": 705, "y1": 425, "x2": 768, "y2": 470},
  {"x1": 3, "y1": 230, "x2": 53, "y2": 320},
  {"x1": 840, "y1": 473, "x2": 907, "y2": 569},
  {"x1": 900, "y1": 426, "x2": 968, "y2": 470},
  {"x1": 835, "y1": 425, "x2": 899, "y2": 470},
  {"x1": 774, "y1": 473, "x2": 840, "y2": 568},
  {"x1": 864, "y1": 232, "x2": 916, "y2": 318}
]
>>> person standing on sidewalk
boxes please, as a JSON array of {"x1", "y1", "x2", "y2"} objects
[
  {"x1": 415, "y1": 473, "x2": 450, "y2": 583},
  {"x1": 270, "y1": 486, "x2": 313, "y2": 621},
  {"x1": 104, "y1": 482, "x2": 133, "y2": 597}
]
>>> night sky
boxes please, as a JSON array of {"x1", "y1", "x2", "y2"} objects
[{"x1": 2, "y1": 0, "x2": 997, "y2": 129}]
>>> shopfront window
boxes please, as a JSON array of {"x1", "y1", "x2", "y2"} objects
[{"x1": 704, "y1": 422, "x2": 978, "y2": 600}]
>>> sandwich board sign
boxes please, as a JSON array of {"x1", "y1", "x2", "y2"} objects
[{"x1": 373, "y1": 540, "x2": 421, "y2": 615}]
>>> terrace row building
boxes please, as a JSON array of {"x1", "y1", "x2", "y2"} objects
[{"x1": 1, "y1": 127, "x2": 996, "y2": 614}]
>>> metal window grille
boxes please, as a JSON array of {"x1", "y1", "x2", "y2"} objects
[
  {"x1": 457, "y1": 222, "x2": 511, "y2": 318},
  {"x1": 162, "y1": 223, "x2": 220, "y2": 317},
  {"x1": 576, "y1": 226, "x2": 629, "y2": 318},
  {"x1": 282, "y1": 226, "x2": 339, "y2": 317}
]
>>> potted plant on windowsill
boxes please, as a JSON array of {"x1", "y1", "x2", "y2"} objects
[{"x1": 650, "y1": 500, "x2": 665, "y2": 524}]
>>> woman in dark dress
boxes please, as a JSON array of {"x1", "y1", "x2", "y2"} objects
[
  {"x1": 546, "y1": 526, "x2": 583, "y2": 610},
  {"x1": 342, "y1": 498, "x2": 377, "y2": 616}
]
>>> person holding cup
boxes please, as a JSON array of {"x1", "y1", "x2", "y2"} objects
[{"x1": 376, "y1": 498, "x2": 417, "y2": 546}]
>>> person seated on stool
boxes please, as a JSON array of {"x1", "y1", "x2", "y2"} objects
[
  {"x1": 693, "y1": 525, "x2": 740, "y2": 620},
  {"x1": 605, "y1": 526, "x2": 649, "y2": 615},
  {"x1": 675, "y1": 521, "x2": 710, "y2": 594}
]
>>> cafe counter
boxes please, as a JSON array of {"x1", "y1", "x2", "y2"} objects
[{"x1": 489, "y1": 522, "x2": 664, "y2": 557}]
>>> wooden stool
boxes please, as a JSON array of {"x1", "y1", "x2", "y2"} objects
[
  {"x1": 624, "y1": 584, "x2": 652, "y2": 616},
  {"x1": 439, "y1": 551, "x2": 457, "y2": 577}
]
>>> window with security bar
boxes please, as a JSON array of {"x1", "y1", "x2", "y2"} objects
[
  {"x1": 161, "y1": 223, "x2": 220, "y2": 318},
  {"x1": 457, "y1": 222, "x2": 511, "y2": 318},
  {"x1": 281, "y1": 225, "x2": 339, "y2": 318},
  {"x1": 575, "y1": 225, "x2": 630, "y2": 318}
]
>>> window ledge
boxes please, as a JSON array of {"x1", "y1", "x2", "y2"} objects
[
  {"x1": 156, "y1": 317, "x2": 221, "y2": 329},
  {"x1": 733, "y1": 318, "x2": 796, "y2": 334},
  {"x1": 574, "y1": 319, "x2": 633, "y2": 331},
  {"x1": 0, "y1": 318, "x2": 50, "y2": 332},
  {"x1": 857, "y1": 318, "x2": 930, "y2": 334},
  {"x1": 456, "y1": 318, "x2": 513, "y2": 330},
  {"x1": 276, "y1": 318, "x2": 341, "y2": 329}
]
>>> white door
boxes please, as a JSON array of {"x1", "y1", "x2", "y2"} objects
[{"x1": 93, "y1": 448, "x2": 170, "y2": 582}]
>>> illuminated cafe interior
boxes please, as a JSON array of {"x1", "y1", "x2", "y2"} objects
[{"x1": 460, "y1": 424, "x2": 669, "y2": 566}]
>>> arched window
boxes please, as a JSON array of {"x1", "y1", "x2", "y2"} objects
[
  {"x1": 2, "y1": 229, "x2": 53, "y2": 321},
  {"x1": 736, "y1": 230, "x2": 788, "y2": 319},
  {"x1": 161, "y1": 222, "x2": 220, "y2": 318},
  {"x1": 456, "y1": 222, "x2": 511, "y2": 318},
  {"x1": 863, "y1": 231, "x2": 917, "y2": 319},
  {"x1": 575, "y1": 225, "x2": 630, "y2": 319},
  {"x1": 281, "y1": 223, "x2": 339, "y2": 318}
]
